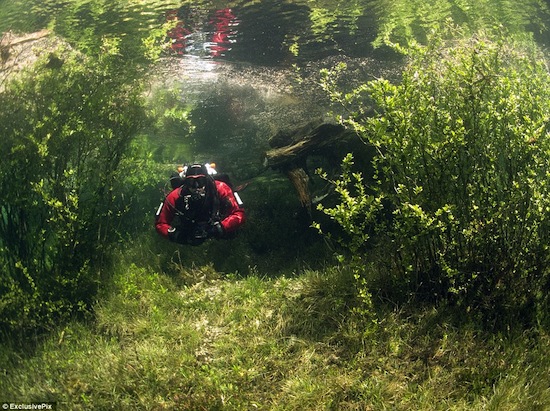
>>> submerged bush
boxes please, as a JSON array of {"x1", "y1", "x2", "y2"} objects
[
  {"x1": 320, "y1": 29, "x2": 550, "y2": 324},
  {"x1": 0, "y1": 41, "x2": 151, "y2": 333}
]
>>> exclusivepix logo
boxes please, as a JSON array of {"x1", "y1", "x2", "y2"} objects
[{"x1": 2, "y1": 404, "x2": 55, "y2": 410}]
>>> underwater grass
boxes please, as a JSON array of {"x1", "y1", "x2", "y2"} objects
[{"x1": 0, "y1": 263, "x2": 549, "y2": 410}]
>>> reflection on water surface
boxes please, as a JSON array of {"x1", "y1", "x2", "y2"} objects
[
  {"x1": 163, "y1": 0, "x2": 380, "y2": 65},
  {"x1": 2, "y1": 0, "x2": 549, "y2": 67}
]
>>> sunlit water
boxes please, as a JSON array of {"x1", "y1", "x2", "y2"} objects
[{"x1": 2, "y1": 0, "x2": 550, "y2": 169}]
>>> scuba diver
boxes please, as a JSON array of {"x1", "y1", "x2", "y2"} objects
[{"x1": 156, "y1": 163, "x2": 245, "y2": 245}]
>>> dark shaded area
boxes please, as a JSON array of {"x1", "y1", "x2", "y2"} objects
[{"x1": 224, "y1": 0, "x2": 310, "y2": 65}]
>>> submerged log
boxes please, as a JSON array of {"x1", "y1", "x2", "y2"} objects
[
  {"x1": 1, "y1": 30, "x2": 51, "y2": 63},
  {"x1": 286, "y1": 167, "x2": 310, "y2": 208},
  {"x1": 1, "y1": 30, "x2": 56, "y2": 88},
  {"x1": 264, "y1": 119, "x2": 357, "y2": 211},
  {"x1": 0, "y1": 29, "x2": 50, "y2": 49},
  {"x1": 264, "y1": 120, "x2": 350, "y2": 169}
]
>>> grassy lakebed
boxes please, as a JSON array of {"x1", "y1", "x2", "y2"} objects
[{"x1": 1, "y1": 262, "x2": 549, "y2": 410}]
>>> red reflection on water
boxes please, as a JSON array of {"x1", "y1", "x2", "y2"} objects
[{"x1": 166, "y1": 8, "x2": 239, "y2": 58}]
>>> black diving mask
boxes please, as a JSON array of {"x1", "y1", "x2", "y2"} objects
[{"x1": 185, "y1": 175, "x2": 208, "y2": 202}]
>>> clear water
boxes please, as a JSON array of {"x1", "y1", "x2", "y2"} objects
[
  {"x1": 3, "y1": 0, "x2": 550, "y2": 190},
  {"x1": 2, "y1": 0, "x2": 550, "y2": 271}
]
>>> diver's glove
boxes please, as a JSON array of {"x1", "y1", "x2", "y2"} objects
[
  {"x1": 168, "y1": 226, "x2": 185, "y2": 243},
  {"x1": 207, "y1": 221, "x2": 224, "y2": 239}
]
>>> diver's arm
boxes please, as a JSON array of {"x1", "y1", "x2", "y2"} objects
[
  {"x1": 155, "y1": 190, "x2": 178, "y2": 239},
  {"x1": 215, "y1": 181, "x2": 246, "y2": 234}
]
